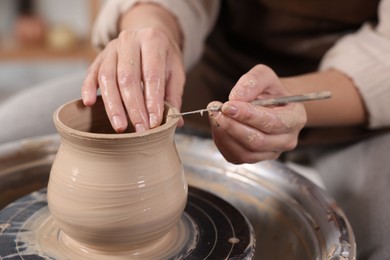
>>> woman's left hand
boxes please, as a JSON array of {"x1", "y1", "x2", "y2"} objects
[{"x1": 208, "y1": 65, "x2": 307, "y2": 164}]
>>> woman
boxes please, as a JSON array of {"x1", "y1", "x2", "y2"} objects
[{"x1": 83, "y1": 1, "x2": 390, "y2": 258}]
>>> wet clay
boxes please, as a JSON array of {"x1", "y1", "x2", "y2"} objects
[
  {"x1": 47, "y1": 97, "x2": 188, "y2": 254},
  {"x1": 16, "y1": 206, "x2": 197, "y2": 259}
]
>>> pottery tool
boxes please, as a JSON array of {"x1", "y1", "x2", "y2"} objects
[{"x1": 169, "y1": 91, "x2": 331, "y2": 118}]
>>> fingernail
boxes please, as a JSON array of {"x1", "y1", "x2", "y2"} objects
[
  {"x1": 222, "y1": 105, "x2": 238, "y2": 116},
  {"x1": 82, "y1": 90, "x2": 91, "y2": 105},
  {"x1": 149, "y1": 113, "x2": 158, "y2": 128},
  {"x1": 112, "y1": 115, "x2": 126, "y2": 133},
  {"x1": 207, "y1": 102, "x2": 222, "y2": 117},
  {"x1": 135, "y1": 123, "x2": 146, "y2": 132}
]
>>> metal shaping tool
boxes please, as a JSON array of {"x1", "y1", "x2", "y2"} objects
[{"x1": 168, "y1": 91, "x2": 332, "y2": 118}]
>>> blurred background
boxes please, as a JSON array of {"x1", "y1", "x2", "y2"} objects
[{"x1": 0, "y1": 0, "x2": 102, "y2": 102}]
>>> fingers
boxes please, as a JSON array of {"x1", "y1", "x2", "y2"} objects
[
  {"x1": 140, "y1": 29, "x2": 186, "y2": 128},
  {"x1": 81, "y1": 28, "x2": 185, "y2": 133},
  {"x1": 220, "y1": 100, "x2": 306, "y2": 135},
  {"x1": 206, "y1": 64, "x2": 307, "y2": 164},
  {"x1": 229, "y1": 64, "x2": 289, "y2": 102},
  {"x1": 98, "y1": 42, "x2": 129, "y2": 133},
  {"x1": 207, "y1": 100, "x2": 306, "y2": 164},
  {"x1": 117, "y1": 31, "x2": 149, "y2": 132},
  {"x1": 140, "y1": 29, "x2": 168, "y2": 129},
  {"x1": 213, "y1": 135, "x2": 281, "y2": 164},
  {"x1": 165, "y1": 47, "x2": 185, "y2": 127},
  {"x1": 83, "y1": 46, "x2": 133, "y2": 133},
  {"x1": 82, "y1": 53, "x2": 102, "y2": 106},
  {"x1": 212, "y1": 111, "x2": 296, "y2": 150},
  {"x1": 210, "y1": 116, "x2": 282, "y2": 163}
]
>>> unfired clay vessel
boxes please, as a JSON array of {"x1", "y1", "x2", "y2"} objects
[{"x1": 47, "y1": 96, "x2": 187, "y2": 252}]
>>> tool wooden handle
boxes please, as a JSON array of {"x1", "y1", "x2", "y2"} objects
[
  {"x1": 170, "y1": 91, "x2": 332, "y2": 117},
  {"x1": 250, "y1": 91, "x2": 332, "y2": 107},
  {"x1": 208, "y1": 91, "x2": 332, "y2": 112}
]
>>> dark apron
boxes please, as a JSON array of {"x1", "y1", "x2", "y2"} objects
[{"x1": 182, "y1": 0, "x2": 385, "y2": 145}]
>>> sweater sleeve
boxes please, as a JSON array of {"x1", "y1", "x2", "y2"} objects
[
  {"x1": 319, "y1": 0, "x2": 390, "y2": 129},
  {"x1": 91, "y1": 0, "x2": 220, "y2": 70}
]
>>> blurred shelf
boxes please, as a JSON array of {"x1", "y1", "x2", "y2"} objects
[
  {"x1": 0, "y1": 0, "x2": 101, "y2": 63},
  {"x1": 0, "y1": 44, "x2": 97, "y2": 62}
]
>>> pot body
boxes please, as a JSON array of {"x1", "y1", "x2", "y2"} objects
[{"x1": 47, "y1": 97, "x2": 187, "y2": 250}]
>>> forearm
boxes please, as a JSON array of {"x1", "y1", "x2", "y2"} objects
[
  {"x1": 282, "y1": 69, "x2": 367, "y2": 127},
  {"x1": 120, "y1": 3, "x2": 183, "y2": 49}
]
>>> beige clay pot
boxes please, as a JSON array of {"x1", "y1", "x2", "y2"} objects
[{"x1": 47, "y1": 96, "x2": 187, "y2": 251}]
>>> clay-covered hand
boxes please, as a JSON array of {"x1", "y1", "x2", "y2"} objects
[
  {"x1": 208, "y1": 65, "x2": 307, "y2": 164},
  {"x1": 82, "y1": 8, "x2": 185, "y2": 133}
]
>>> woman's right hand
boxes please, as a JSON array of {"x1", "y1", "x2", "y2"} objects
[
  {"x1": 208, "y1": 65, "x2": 307, "y2": 164},
  {"x1": 81, "y1": 4, "x2": 185, "y2": 133}
]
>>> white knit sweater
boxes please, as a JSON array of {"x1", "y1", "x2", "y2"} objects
[{"x1": 92, "y1": 0, "x2": 390, "y2": 129}]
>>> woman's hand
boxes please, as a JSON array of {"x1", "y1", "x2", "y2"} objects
[
  {"x1": 208, "y1": 65, "x2": 307, "y2": 164},
  {"x1": 82, "y1": 4, "x2": 185, "y2": 133}
]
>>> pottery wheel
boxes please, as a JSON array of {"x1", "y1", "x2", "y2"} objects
[
  {"x1": 0, "y1": 186, "x2": 254, "y2": 259},
  {"x1": 0, "y1": 133, "x2": 356, "y2": 259}
]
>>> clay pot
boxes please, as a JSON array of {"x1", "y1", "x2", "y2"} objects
[
  {"x1": 47, "y1": 96, "x2": 187, "y2": 251},
  {"x1": 14, "y1": 15, "x2": 46, "y2": 47}
]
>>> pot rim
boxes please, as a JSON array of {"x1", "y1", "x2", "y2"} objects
[{"x1": 53, "y1": 96, "x2": 180, "y2": 140}]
